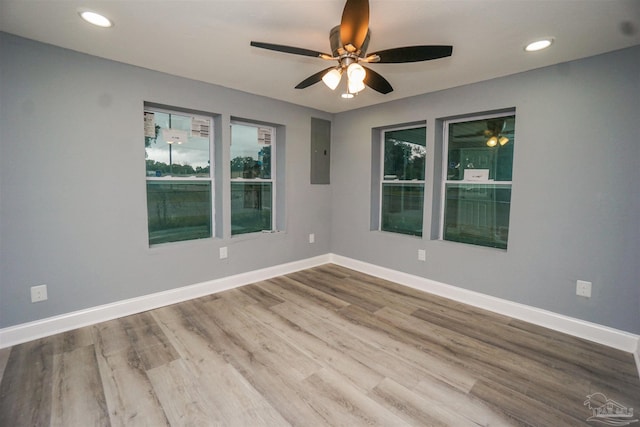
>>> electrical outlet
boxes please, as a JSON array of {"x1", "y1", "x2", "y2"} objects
[
  {"x1": 418, "y1": 249, "x2": 426, "y2": 261},
  {"x1": 31, "y1": 284, "x2": 48, "y2": 303},
  {"x1": 219, "y1": 246, "x2": 228, "y2": 259},
  {"x1": 576, "y1": 280, "x2": 592, "y2": 298},
  {"x1": 309, "y1": 233, "x2": 315, "y2": 244}
]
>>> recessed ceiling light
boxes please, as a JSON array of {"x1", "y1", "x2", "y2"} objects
[
  {"x1": 79, "y1": 10, "x2": 113, "y2": 28},
  {"x1": 525, "y1": 38, "x2": 553, "y2": 52},
  {"x1": 341, "y1": 93, "x2": 355, "y2": 99}
]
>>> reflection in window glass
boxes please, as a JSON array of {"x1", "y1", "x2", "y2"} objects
[
  {"x1": 144, "y1": 107, "x2": 213, "y2": 245},
  {"x1": 443, "y1": 184, "x2": 511, "y2": 249},
  {"x1": 381, "y1": 183, "x2": 425, "y2": 236},
  {"x1": 146, "y1": 182, "x2": 212, "y2": 245},
  {"x1": 145, "y1": 111, "x2": 210, "y2": 178},
  {"x1": 442, "y1": 114, "x2": 515, "y2": 249},
  {"x1": 230, "y1": 182, "x2": 272, "y2": 235},
  {"x1": 383, "y1": 127, "x2": 426, "y2": 181},
  {"x1": 446, "y1": 116, "x2": 514, "y2": 181},
  {"x1": 230, "y1": 124, "x2": 271, "y2": 179},
  {"x1": 380, "y1": 126, "x2": 426, "y2": 236},
  {"x1": 230, "y1": 122, "x2": 275, "y2": 235}
]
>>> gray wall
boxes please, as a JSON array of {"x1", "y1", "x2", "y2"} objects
[
  {"x1": 0, "y1": 33, "x2": 332, "y2": 328},
  {"x1": 331, "y1": 45, "x2": 640, "y2": 334}
]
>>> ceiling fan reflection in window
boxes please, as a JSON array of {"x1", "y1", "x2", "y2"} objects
[
  {"x1": 484, "y1": 119, "x2": 510, "y2": 147},
  {"x1": 250, "y1": 0, "x2": 453, "y2": 98},
  {"x1": 454, "y1": 119, "x2": 511, "y2": 147}
]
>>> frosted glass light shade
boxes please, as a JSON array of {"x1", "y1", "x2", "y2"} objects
[
  {"x1": 347, "y1": 63, "x2": 366, "y2": 83},
  {"x1": 322, "y1": 69, "x2": 342, "y2": 90},
  {"x1": 348, "y1": 78, "x2": 366, "y2": 94}
]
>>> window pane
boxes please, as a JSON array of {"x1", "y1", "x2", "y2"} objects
[
  {"x1": 381, "y1": 183, "x2": 424, "y2": 236},
  {"x1": 447, "y1": 116, "x2": 514, "y2": 181},
  {"x1": 145, "y1": 111, "x2": 211, "y2": 178},
  {"x1": 147, "y1": 182, "x2": 211, "y2": 245},
  {"x1": 383, "y1": 127, "x2": 426, "y2": 180},
  {"x1": 443, "y1": 184, "x2": 511, "y2": 249},
  {"x1": 231, "y1": 182, "x2": 272, "y2": 235},
  {"x1": 230, "y1": 123, "x2": 272, "y2": 179}
]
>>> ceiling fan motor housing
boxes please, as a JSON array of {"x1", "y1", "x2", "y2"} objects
[{"x1": 330, "y1": 25, "x2": 370, "y2": 59}]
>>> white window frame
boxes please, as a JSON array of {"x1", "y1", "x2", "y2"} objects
[
  {"x1": 439, "y1": 111, "x2": 514, "y2": 244},
  {"x1": 144, "y1": 106, "x2": 215, "y2": 244},
  {"x1": 379, "y1": 125, "x2": 427, "y2": 236},
  {"x1": 230, "y1": 120, "x2": 276, "y2": 234}
]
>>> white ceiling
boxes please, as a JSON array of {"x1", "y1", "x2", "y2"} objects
[{"x1": 1, "y1": 0, "x2": 639, "y2": 114}]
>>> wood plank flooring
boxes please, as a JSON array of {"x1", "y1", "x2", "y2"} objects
[{"x1": 1, "y1": 264, "x2": 639, "y2": 426}]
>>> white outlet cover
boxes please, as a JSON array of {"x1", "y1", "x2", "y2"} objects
[
  {"x1": 309, "y1": 233, "x2": 315, "y2": 243},
  {"x1": 418, "y1": 249, "x2": 426, "y2": 261},
  {"x1": 31, "y1": 284, "x2": 48, "y2": 302},
  {"x1": 219, "y1": 246, "x2": 228, "y2": 259},
  {"x1": 576, "y1": 280, "x2": 592, "y2": 298}
]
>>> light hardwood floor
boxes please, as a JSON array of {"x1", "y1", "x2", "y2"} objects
[{"x1": 1, "y1": 264, "x2": 639, "y2": 426}]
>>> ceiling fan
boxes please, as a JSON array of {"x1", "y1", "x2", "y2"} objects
[
  {"x1": 250, "y1": 0, "x2": 453, "y2": 97},
  {"x1": 455, "y1": 119, "x2": 511, "y2": 147}
]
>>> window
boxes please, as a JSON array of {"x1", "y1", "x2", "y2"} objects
[
  {"x1": 380, "y1": 126, "x2": 426, "y2": 236},
  {"x1": 230, "y1": 122, "x2": 275, "y2": 235},
  {"x1": 144, "y1": 107, "x2": 213, "y2": 245},
  {"x1": 441, "y1": 113, "x2": 515, "y2": 249}
]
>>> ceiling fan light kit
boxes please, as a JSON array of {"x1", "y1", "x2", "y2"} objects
[
  {"x1": 484, "y1": 119, "x2": 510, "y2": 147},
  {"x1": 250, "y1": 0, "x2": 453, "y2": 98},
  {"x1": 347, "y1": 77, "x2": 366, "y2": 95},
  {"x1": 322, "y1": 68, "x2": 343, "y2": 90},
  {"x1": 347, "y1": 62, "x2": 366, "y2": 83},
  {"x1": 486, "y1": 135, "x2": 510, "y2": 147}
]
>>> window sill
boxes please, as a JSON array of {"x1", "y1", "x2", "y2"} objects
[
  {"x1": 230, "y1": 229, "x2": 287, "y2": 242},
  {"x1": 372, "y1": 229, "x2": 424, "y2": 240}
]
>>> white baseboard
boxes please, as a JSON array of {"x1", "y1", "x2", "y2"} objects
[
  {"x1": 329, "y1": 254, "x2": 640, "y2": 359},
  {"x1": 0, "y1": 254, "x2": 331, "y2": 348},
  {"x1": 2, "y1": 252, "x2": 639, "y2": 380}
]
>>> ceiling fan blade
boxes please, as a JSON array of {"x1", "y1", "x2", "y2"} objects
[
  {"x1": 362, "y1": 66, "x2": 393, "y2": 94},
  {"x1": 369, "y1": 45, "x2": 453, "y2": 63},
  {"x1": 251, "y1": 41, "x2": 331, "y2": 59},
  {"x1": 340, "y1": 0, "x2": 369, "y2": 52},
  {"x1": 295, "y1": 67, "x2": 335, "y2": 89}
]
